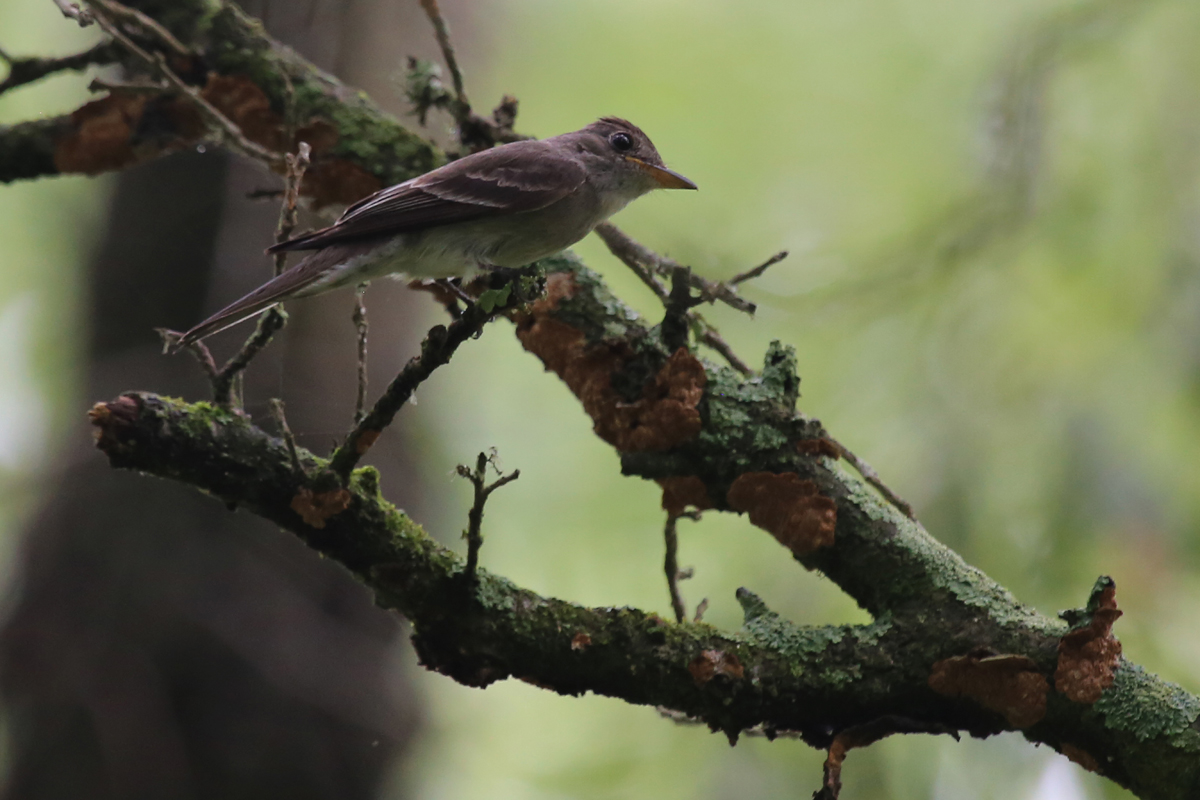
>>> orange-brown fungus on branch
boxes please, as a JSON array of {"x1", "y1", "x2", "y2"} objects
[
  {"x1": 290, "y1": 487, "x2": 352, "y2": 529},
  {"x1": 820, "y1": 735, "x2": 852, "y2": 799},
  {"x1": 302, "y1": 158, "x2": 383, "y2": 209},
  {"x1": 599, "y1": 347, "x2": 705, "y2": 451},
  {"x1": 570, "y1": 633, "x2": 592, "y2": 652},
  {"x1": 928, "y1": 649, "x2": 1048, "y2": 728},
  {"x1": 687, "y1": 649, "x2": 744, "y2": 686},
  {"x1": 1055, "y1": 580, "x2": 1123, "y2": 704},
  {"x1": 658, "y1": 476, "x2": 712, "y2": 516},
  {"x1": 726, "y1": 472, "x2": 836, "y2": 556},
  {"x1": 796, "y1": 437, "x2": 839, "y2": 459},
  {"x1": 200, "y1": 74, "x2": 286, "y2": 151},
  {"x1": 355, "y1": 429, "x2": 382, "y2": 455},
  {"x1": 55, "y1": 93, "x2": 149, "y2": 174},
  {"x1": 88, "y1": 396, "x2": 141, "y2": 453},
  {"x1": 1061, "y1": 743, "x2": 1101, "y2": 774},
  {"x1": 515, "y1": 273, "x2": 707, "y2": 451}
]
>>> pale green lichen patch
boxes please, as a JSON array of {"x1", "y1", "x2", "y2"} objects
[
  {"x1": 1094, "y1": 662, "x2": 1200, "y2": 742},
  {"x1": 350, "y1": 465, "x2": 382, "y2": 499},
  {"x1": 841, "y1": 472, "x2": 1059, "y2": 634},
  {"x1": 736, "y1": 588, "x2": 889, "y2": 656},
  {"x1": 473, "y1": 571, "x2": 522, "y2": 613}
]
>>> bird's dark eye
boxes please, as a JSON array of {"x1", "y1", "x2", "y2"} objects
[{"x1": 609, "y1": 132, "x2": 634, "y2": 152}]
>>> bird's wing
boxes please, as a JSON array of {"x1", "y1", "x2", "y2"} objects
[
  {"x1": 270, "y1": 140, "x2": 588, "y2": 253},
  {"x1": 174, "y1": 242, "x2": 376, "y2": 346}
]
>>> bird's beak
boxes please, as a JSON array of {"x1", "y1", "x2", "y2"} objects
[{"x1": 626, "y1": 157, "x2": 698, "y2": 190}]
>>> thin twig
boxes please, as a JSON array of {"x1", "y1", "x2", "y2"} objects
[
  {"x1": 83, "y1": 0, "x2": 284, "y2": 167},
  {"x1": 813, "y1": 717, "x2": 958, "y2": 800},
  {"x1": 87, "y1": 76, "x2": 166, "y2": 93},
  {"x1": 457, "y1": 451, "x2": 520, "y2": 585},
  {"x1": 663, "y1": 513, "x2": 687, "y2": 623},
  {"x1": 197, "y1": 139, "x2": 309, "y2": 405},
  {"x1": 730, "y1": 250, "x2": 788, "y2": 285},
  {"x1": 353, "y1": 284, "x2": 369, "y2": 424},
  {"x1": 407, "y1": 4, "x2": 526, "y2": 152},
  {"x1": 0, "y1": 41, "x2": 118, "y2": 95},
  {"x1": 694, "y1": 324, "x2": 754, "y2": 376},
  {"x1": 52, "y1": 0, "x2": 93, "y2": 25},
  {"x1": 269, "y1": 398, "x2": 305, "y2": 477},
  {"x1": 595, "y1": 221, "x2": 761, "y2": 373},
  {"x1": 829, "y1": 437, "x2": 917, "y2": 520},
  {"x1": 210, "y1": 309, "x2": 287, "y2": 405},
  {"x1": 692, "y1": 598, "x2": 709, "y2": 623},
  {"x1": 417, "y1": 0, "x2": 468, "y2": 116},
  {"x1": 273, "y1": 141, "x2": 312, "y2": 275},
  {"x1": 172, "y1": 140, "x2": 307, "y2": 405},
  {"x1": 88, "y1": 0, "x2": 191, "y2": 57},
  {"x1": 594, "y1": 222, "x2": 758, "y2": 315},
  {"x1": 246, "y1": 188, "x2": 285, "y2": 201},
  {"x1": 330, "y1": 298, "x2": 501, "y2": 480},
  {"x1": 593, "y1": 222, "x2": 670, "y2": 301},
  {"x1": 156, "y1": 328, "x2": 217, "y2": 378}
]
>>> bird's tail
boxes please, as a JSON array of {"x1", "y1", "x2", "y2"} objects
[{"x1": 173, "y1": 254, "x2": 328, "y2": 349}]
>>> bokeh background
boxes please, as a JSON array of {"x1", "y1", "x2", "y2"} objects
[{"x1": 2, "y1": 0, "x2": 1198, "y2": 797}]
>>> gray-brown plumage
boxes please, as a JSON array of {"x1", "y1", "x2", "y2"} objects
[{"x1": 176, "y1": 117, "x2": 696, "y2": 346}]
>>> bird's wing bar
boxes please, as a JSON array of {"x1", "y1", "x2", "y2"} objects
[{"x1": 270, "y1": 141, "x2": 587, "y2": 253}]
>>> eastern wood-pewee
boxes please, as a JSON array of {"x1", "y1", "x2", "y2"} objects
[{"x1": 176, "y1": 117, "x2": 696, "y2": 345}]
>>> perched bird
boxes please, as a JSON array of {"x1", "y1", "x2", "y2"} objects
[{"x1": 176, "y1": 117, "x2": 696, "y2": 346}]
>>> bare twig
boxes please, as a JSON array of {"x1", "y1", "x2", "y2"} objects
[
  {"x1": 417, "y1": 0, "x2": 467, "y2": 116},
  {"x1": 692, "y1": 598, "x2": 709, "y2": 623},
  {"x1": 88, "y1": 0, "x2": 191, "y2": 57},
  {"x1": 269, "y1": 398, "x2": 305, "y2": 477},
  {"x1": 52, "y1": 0, "x2": 93, "y2": 25},
  {"x1": 353, "y1": 284, "x2": 369, "y2": 424},
  {"x1": 407, "y1": 5, "x2": 527, "y2": 151},
  {"x1": 594, "y1": 222, "x2": 758, "y2": 315},
  {"x1": 155, "y1": 327, "x2": 217, "y2": 378},
  {"x1": 210, "y1": 309, "x2": 288, "y2": 406},
  {"x1": 813, "y1": 717, "x2": 958, "y2": 799},
  {"x1": 165, "y1": 141, "x2": 307, "y2": 404},
  {"x1": 457, "y1": 451, "x2": 520, "y2": 584},
  {"x1": 0, "y1": 41, "x2": 118, "y2": 95},
  {"x1": 592, "y1": 222, "x2": 670, "y2": 301},
  {"x1": 730, "y1": 250, "x2": 788, "y2": 285},
  {"x1": 197, "y1": 139, "x2": 310, "y2": 405},
  {"x1": 329, "y1": 276, "x2": 535, "y2": 481},
  {"x1": 663, "y1": 509, "x2": 701, "y2": 622},
  {"x1": 595, "y1": 221, "x2": 760, "y2": 374},
  {"x1": 246, "y1": 188, "x2": 285, "y2": 201},
  {"x1": 83, "y1": 0, "x2": 284, "y2": 167},
  {"x1": 829, "y1": 437, "x2": 916, "y2": 520},
  {"x1": 694, "y1": 324, "x2": 754, "y2": 376},
  {"x1": 273, "y1": 141, "x2": 312, "y2": 275},
  {"x1": 87, "y1": 76, "x2": 165, "y2": 93},
  {"x1": 663, "y1": 513, "x2": 690, "y2": 622}
]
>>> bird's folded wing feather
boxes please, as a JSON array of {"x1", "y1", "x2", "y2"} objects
[{"x1": 270, "y1": 141, "x2": 588, "y2": 252}]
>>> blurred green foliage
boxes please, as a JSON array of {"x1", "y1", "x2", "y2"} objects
[
  {"x1": 0, "y1": 3, "x2": 109, "y2": 568},
  {"x1": 6, "y1": 0, "x2": 1200, "y2": 796}
]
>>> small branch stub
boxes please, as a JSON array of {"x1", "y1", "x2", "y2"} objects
[{"x1": 457, "y1": 451, "x2": 520, "y2": 584}]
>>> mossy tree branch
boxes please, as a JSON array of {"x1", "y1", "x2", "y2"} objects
[{"x1": 5, "y1": 2, "x2": 1200, "y2": 798}]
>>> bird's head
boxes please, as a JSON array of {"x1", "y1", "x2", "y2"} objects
[{"x1": 568, "y1": 117, "x2": 697, "y2": 198}]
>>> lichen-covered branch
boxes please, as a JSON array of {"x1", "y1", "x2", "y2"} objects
[
  {"x1": 0, "y1": 41, "x2": 120, "y2": 95},
  {"x1": 88, "y1": 390, "x2": 1200, "y2": 798},
  {"x1": 0, "y1": 0, "x2": 441, "y2": 204}
]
